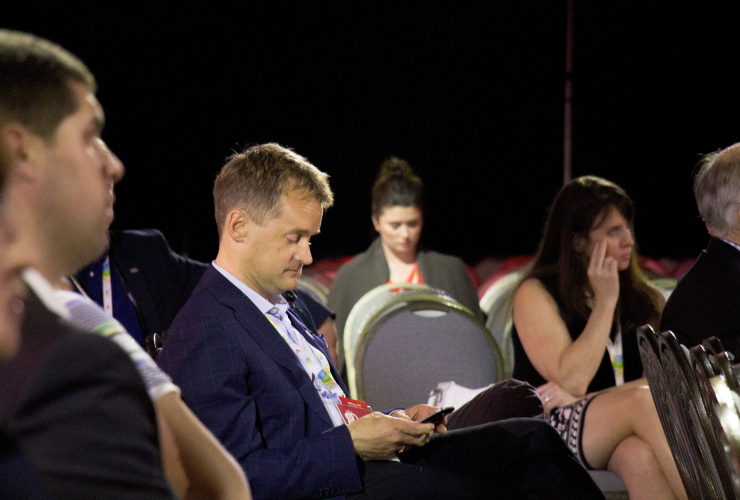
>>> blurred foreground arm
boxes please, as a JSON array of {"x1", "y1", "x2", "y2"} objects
[{"x1": 57, "y1": 290, "x2": 251, "y2": 500}]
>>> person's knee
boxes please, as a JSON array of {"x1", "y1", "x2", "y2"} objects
[
  {"x1": 608, "y1": 436, "x2": 659, "y2": 476},
  {"x1": 629, "y1": 385, "x2": 654, "y2": 408}
]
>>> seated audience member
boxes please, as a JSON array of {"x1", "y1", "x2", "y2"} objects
[
  {"x1": 71, "y1": 185, "x2": 331, "y2": 357},
  {"x1": 157, "y1": 143, "x2": 606, "y2": 500},
  {"x1": 0, "y1": 30, "x2": 249, "y2": 499},
  {"x1": 511, "y1": 176, "x2": 686, "y2": 500},
  {"x1": 328, "y1": 157, "x2": 483, "y2": 370},
  {"x1": 72, "y1": 227, "x2": 208, "y2": 347},
  {"x1": 661, "y1": 143, "x2": 740, "y2": 356}
]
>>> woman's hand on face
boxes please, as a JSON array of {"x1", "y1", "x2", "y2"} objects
[
  {"x1": 587, "y1": 239, "x2": 619, "y2": 308},
  {"x1": 536, "y1": 381, "x2": 581, "y2": 416}
]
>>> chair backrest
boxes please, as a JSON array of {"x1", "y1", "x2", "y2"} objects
[
  {"x1": 351, "y1": 292, "x2": 503, "y2": 409},
  {"x1": 658, "y1": 330, "x2": 735, "y2": 499},
  {"x1": 711, "y1": 373, "x2": 740, "y2": 497},
  {"x1": 649, "y1": 276, "x2": 678, "y2": 301},
  {"x1": 296, "y1": 276, "x2": 330, "y2": 305},
  {"x1": 637, "y1": 325, "x2": 705, "y2": 500},
  {"x1": 690, "y1": 342, "x2": 740, "y2": 500},
  {"x1": 478, "y1": 269, "x2": 526, "y2": 378},
  {"x1": 343, "y1": 283, "x2": 435, "y2": 375}
]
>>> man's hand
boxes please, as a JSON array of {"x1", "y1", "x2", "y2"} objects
[
  {"x1": 347, "y1": 411, "x2": 434, "y2": 460},
  {"x1": 399, "y1": 404, "x2": 448, "y2": 434}
]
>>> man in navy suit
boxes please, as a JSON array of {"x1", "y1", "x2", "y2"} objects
[{"x1": 157, "y1": 143, "x2": 604, "y2": 500}]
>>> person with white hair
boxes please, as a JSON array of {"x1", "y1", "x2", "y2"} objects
[{"x1": 661, "y1": 143, "x2": 740, "y2": 355}]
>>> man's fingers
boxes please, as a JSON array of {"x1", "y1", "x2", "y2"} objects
[{"x1": 400, "y1": 421, "x2": 435, "y2": 437}]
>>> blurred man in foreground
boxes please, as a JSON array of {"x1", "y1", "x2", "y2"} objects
[{"x1": 0, "y1": 29, "x2": 249, "y2": 499}]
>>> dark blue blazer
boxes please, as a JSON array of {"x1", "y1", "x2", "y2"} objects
[
  {"x1": 157, "y1": 265, "x2": 361, "y2": 500},
  {"x1": 75, "y1": 229, "x2": 208, "y2": 338}
]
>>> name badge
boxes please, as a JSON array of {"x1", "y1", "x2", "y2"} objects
[{"x1": 337, "y1": 396, "x2": 372, "y2": 424}]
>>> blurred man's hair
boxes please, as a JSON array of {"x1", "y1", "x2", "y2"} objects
[{"x1": 0, "y1": 29, "x2": 96, "y2": 141}]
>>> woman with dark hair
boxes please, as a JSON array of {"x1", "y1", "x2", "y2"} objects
[
  {"x1": 328, "y1": 157, "x2": 483, "y2": 368},
  {"x1": 512, "y1": 176, "x2": 686, "y2": 500}
]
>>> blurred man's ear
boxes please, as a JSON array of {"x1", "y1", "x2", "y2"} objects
[{"x1": 0, "y1": 123, "x2": 42, "y2": 182}]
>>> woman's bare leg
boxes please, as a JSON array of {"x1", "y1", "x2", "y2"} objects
[
  {"x1": 607, "y1": 436, "x2": 675, "y2": 500},
  {"x1": 580, "y1": 382, "x2": 687, "y2": 500}
]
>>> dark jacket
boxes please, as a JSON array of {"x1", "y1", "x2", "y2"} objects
[
  {"x1": 661, "y1": 237, "x2": 740, "y2": 355},
  {"x1": 158, "y1": 266, "x2": 359, "y2": 499},
  {"x1": 0, "y1": 286, "x2": 175, "y2": 499},
  {"x1": 75, "y1": 229, "x2": 208, "y2": 338}
]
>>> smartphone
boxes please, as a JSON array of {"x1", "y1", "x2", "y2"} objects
[{"x1": 420, "y1": 406, "x2": 454, "y2": 425}]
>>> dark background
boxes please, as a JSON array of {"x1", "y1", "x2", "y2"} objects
[{"x1": 6, "y1": 1, "x2": 740, "y2": 266}]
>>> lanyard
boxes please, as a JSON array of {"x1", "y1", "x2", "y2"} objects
[
  {"x1": 606, "y1": 325, "x2": 624, "y2": 386},
  {"x1": 102, "y1": 256, "x2": 113, "y2": 315},
  {"x1": 264, "y1": 309, "x2": 343, "y2": 398},
  {"x1": 387, "y1": 262, "x2": 423, "y2": 285},
  {"x1": 721, "y1": 238, "x2": 740, "y2": 253},
  {"x1": 68, "y1": 256, "x2": 114, "y2": 318}
]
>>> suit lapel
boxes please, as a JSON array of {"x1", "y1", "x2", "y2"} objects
[{"x1": 205, "y1": 268, "x2": 335, "y2": 427}]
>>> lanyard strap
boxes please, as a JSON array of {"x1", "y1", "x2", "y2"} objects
[
  {"x1": 721, "y1": 238, "x2": 740, "y2": 253},
  {"x1": 102, "y1": 256, "x2": 113, "y2": 315},
  {"x1": 264, "y1": 310, "x2": 342, "y2": 396},
  {"x1": 387, "y1": 262, "x2": 423, "y2": 285},
  {"x1": 606, "y1": 325, "x2": 624, "y2": 386}
]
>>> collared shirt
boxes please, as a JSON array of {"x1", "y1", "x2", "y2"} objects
[{"x1": 212, "y1": 262, "x2": 346, "y2": 426}]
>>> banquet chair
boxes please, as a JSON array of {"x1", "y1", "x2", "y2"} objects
[
  {"x1": 637, "y1": 325, "x2": 704, "y2": 500},
  {"x1": 478, "y1": 269, "x2": 526, "y2": 378},
  {"x1": 348, "y1": 288, "x2": 502, "y2": 410},
  {"x1": 296, "y1": 275, "x2": 330, "y2": 305},
  {"x1": 343, "y1": 283, "x2": 433, "y2": 375},
  {"x1": 659, "y1": 330, "x2": 735, "y2": 499},
  {"x1": 711, "y1": 371, "x2": 740, "y2": 497}
]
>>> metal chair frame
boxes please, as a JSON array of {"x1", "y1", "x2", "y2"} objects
[{"x1": 637, "y1": 325, "x2": 704, "y2": 500}]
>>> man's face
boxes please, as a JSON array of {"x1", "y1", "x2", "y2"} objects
[
  {"x1": 238, "y1": 188, "x2": 323, "y2": 300},
  {"x1": 34, "y1": 82, "x2": 123, "y2": 275}
]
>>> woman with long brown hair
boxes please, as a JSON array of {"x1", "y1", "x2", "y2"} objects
[{"x1": 512, "y1": 176, "x2": 686, "y2": 500}]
